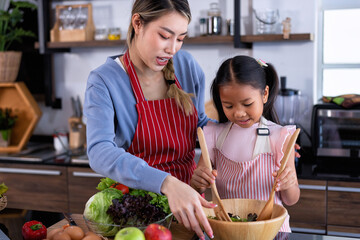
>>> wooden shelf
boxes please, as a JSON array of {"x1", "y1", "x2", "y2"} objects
[
  {"x1": 241, "y1": 33, "x2": 314, "y2": 43},
  {"x1": 34, "y1": 39, "x2": 125, "y2": 49},
  {"x1": 35, "y1": 33, "x2": 313, "y2": 49},
  {"x1": 0, "y1": 82, "x2": 42, "y2": 153},
  {"x1": 35, "y1": 36, "x2": 234, "y2": 49},
  {"x1": 185, "y1": 35, "x2": 233, "y2": 44}
]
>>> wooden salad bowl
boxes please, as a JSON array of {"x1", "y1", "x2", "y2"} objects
[{"x1": 203, "y1": 198, "x2": 287, "y2": 240}]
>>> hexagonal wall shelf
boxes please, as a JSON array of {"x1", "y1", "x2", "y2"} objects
[{"x1": 0, "y1": 82, "x2": 42, "y2": 153}]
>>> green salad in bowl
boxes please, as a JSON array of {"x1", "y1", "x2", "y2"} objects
[{"x1": 83, "y1": 178, "x2": 172, "y2": 237}]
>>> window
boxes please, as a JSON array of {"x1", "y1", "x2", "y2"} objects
[{"x1": 319, "y1": 1, "x2": 360, "y2": 97}]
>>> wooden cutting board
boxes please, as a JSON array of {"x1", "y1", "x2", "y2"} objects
[{"x1": 48, "y1": 214, "x2": 197, "y2": 240}]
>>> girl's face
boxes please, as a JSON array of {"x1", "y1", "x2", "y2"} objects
[
  {"x1": 132, "y1": 11, "x2": 188, "y2": 72},
  {"x1": 219, "y1": 82, "x2": 269, "y2": 128}
]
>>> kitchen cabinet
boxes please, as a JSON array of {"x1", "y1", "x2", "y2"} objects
[
  {"x1": 286, "y1": 179, "x2": 327, "y2": 234},
  {"x1": 327, "y1": 181, "x2": 360, "y2": 237},
  {"x1": 287, "y1": 179, "x2": 360, "y2": 238},
  {"x1": 0, "y1": 163, "x2": 68, "y2": 212},
  {"x1": 67, "y1": 166, "x2": 104, "y2": 213}
]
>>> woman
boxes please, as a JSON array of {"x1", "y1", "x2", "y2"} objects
[{"x1": 84, "y1": 0, "x2": 214, "y2": 239}]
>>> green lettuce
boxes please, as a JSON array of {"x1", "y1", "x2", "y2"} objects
[
  {"x1": 130, "y1": 189, "x2": 171, "y2": 215},
  {"x1": 83, "y1": 188, "x2": 123, "y2": 236},
  {"x1": 96, "y1": 177, "x2": 116, "y2": 191}
]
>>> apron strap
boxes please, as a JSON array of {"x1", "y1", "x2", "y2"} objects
[
  {"x1": 252, "y1": 116, "x2": 272, "y2": 159},
  {"x1": 123, "y1": 50, "x2": 145, "y2": 103},
  {"x1": 216, "y1": 122, "x2": 234, "y2": 149},
  {"x1": 122, "y1": 50, "x2": 183, "y2": 103}
]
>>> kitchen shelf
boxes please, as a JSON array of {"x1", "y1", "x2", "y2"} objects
[
  {"x1": 35, "y1": 36, "x2": 234, "y2": 49},
  {"x1": 34, "y1": 33, "x2": 313, "y2": 49},
  {"x1": 241, "y1": 33, "x2": 314, "y2": 42}
]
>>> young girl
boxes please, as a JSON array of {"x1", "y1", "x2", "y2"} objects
[{"x1": 190, "y1": 55, "x2": 300, "y2": 232}]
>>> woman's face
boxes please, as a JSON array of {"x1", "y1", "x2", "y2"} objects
[
  {"x1": 133, "y1": 11, "x2": 188, "y2": 72},
  {"x1": 219, "y1": 82, "x2": 269, "y2": 128}
]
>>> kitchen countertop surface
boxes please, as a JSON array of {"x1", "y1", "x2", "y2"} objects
[
  {"x1": 47, "y1": 214, "x2": 360, "y2": 240},
  {"x1": 1, "y1": 209, "x2": 359, "y2": 240}
]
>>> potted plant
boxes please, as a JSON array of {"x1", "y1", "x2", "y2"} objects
[
  {"x1": 0, "y1": 182, "x2": 8, "y2": 211},
  {"x1": 0, "y1": 108, "x2": 17, "y2": 147},
  {"x1": 0, "y1": 0, "x2": 37, "y2": 82}
]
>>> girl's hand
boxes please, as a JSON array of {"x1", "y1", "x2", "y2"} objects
[
  {"x1": 161, "y1": 175, "x2": 215, "y2": 240},
  {"x1": 272, "y1": 165, "x2": 298, "y2": 192},
  {"x1": 191, "y1": 167, "x2": 217, "y2": 193},
  {"x1": 272, "y1": 164, "x2": 300, "y2": 206},
  {"x1": 273, "y1": 132, "x2": 300, "y2": 206}
]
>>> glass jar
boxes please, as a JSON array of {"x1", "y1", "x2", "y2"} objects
[
  {"x1": 94, "y1": 28, "x2": 108, "y2": 41},
  {"x1": 227, "y1": 19, "x2": 234, "y2": 36},
  {"x1": 199, "y1": 18, "x2": 207, "y2": 36},
  {"x1": 207, "y1": 2, "x2": 222, "y2": 35},
  {"x1": 108, "y1": 27, "x2": 121, "y2": 40}
]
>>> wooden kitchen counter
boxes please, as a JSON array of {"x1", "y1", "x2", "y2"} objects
[{"x1": 48, "y1": 214, "x2": 197, "y2": 240}]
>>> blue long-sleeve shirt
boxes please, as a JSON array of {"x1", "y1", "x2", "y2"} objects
[{"x1": 84, "y1": 50, "x2": 210, "y2": 194}]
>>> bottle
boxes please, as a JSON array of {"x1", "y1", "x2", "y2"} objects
[
  {"x1": 199, "y1": 18, "x2": 207, "y2": 36},
  {"x1": 207, "y1": 2, "x2": 222, "y2": 35}
]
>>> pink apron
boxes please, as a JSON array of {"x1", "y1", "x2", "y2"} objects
[
  {"x1": 212, "y1": 118, "x2": 291, "y2": 232},
  {"x1": 123, "y1": 50, "x2": 198, "y2": 184}
]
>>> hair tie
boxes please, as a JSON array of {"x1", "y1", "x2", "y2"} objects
[
  {"x1": 167, "y1": 80, "x2": 176, "y2": 85},
  {"x1": 257, "y1": 59, "x2": 268, "y2": 67}
]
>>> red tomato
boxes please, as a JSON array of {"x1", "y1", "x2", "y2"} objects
[
  {"x1": 22, "y1": 220, "x2": 47, "y2": 240},
  {"x1": 110, "y1": 183, "x2": 129, "y2": 194}
]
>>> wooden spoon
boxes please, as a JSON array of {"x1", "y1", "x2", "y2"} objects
[
  {"x1": 257, "y1": 128, "x2": 301, "y2": 221},
  {"x1": 197, "y1": 127, "x2": 232, "y2": 222}
]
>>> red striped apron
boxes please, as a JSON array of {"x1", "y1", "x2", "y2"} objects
[
  {"x1": 213, "y1": 121, "x2": 291, "y2": 232},
  {"x1": 123, "y1": 50, "x2": 198, "y2": 184}
]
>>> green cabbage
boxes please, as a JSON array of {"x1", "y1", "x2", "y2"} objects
[{"x1": 83, "y1": 188, "x2": 123, "y2": 236}]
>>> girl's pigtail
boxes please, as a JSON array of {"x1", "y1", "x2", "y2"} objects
[
  {"x1": 163, "y1": 58, "x2": 194, "y2": 116},
  {"x1": 263, "y1": 63, "x2": 280, "y2": 124}
]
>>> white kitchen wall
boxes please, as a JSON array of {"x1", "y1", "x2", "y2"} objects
[{"x1": 33, "y1": 0, "x2": 317, "y2": 139}]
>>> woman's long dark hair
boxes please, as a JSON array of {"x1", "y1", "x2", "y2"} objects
[{"x1": 211, "y1": 55, "x2": 279, "y2": 123}]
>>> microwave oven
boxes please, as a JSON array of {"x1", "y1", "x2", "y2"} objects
[{"x1": 311, "y1": 103, "x2": 360, "y2": 173}]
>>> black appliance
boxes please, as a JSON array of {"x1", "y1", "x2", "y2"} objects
[{"x1": 311, "y1": 103, "x2": 360, "y2": 175}]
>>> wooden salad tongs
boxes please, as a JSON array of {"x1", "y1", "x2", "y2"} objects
[
  {"x1": 197, "y1": 127, "x2": 232, "y2": 222},
  {"x1": 257, "y1": 128, "x2": 301, "y2": 221}
]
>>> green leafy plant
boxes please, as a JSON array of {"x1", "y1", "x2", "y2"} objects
[
  {"x1": 0, "y1": 0, "x2": 37, "y2": 51},
  {"x1": 0, "y1": 108, "x2": 17, "y2": 130}
]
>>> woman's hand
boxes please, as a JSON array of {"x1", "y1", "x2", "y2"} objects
[
  {"x1": 161, "y1": 175, "x2": 215, "y2": 240},
  {"x1": 191, "y1": 166, "x2": 217, "y2": 194},
  {"x1": 295, "y1": 143, "x2": 301, "y2": 158}
]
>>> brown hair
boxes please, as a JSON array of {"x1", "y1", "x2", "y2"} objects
[{"x1": 127, "y1": 0, "x2": 194, "y2": 116}]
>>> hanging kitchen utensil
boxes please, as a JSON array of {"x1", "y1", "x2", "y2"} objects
[
  {"x1": 257, "y1": 128, "x2": 301, "y2": 221},
  {"x1": 197, "y1": 127, "x2": 232, "y2": 222}
]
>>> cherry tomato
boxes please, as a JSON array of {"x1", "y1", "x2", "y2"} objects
[{"x1": 110, "y1": 183, "x2": 129, "y2": 194}]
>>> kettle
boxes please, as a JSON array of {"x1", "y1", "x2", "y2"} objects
[{"x1": 275, "y1": 76, "x2": 309, "y2": 125}]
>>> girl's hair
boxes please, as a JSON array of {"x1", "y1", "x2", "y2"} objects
[
  {"x1": 211, "y1": 55, "x2": 280, "y2": 123},
  {"x1": 127, "y1": 0, "x2": 194, "y2": 115}
]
